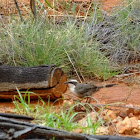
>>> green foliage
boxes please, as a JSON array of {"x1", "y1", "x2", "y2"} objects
[
  {"x1": 1, "y1": 0, "x2": 139, "y2": 79},
  {"x1": 89, "y1": 0, "x2": 140, "y2": 64},
  {"x1": 13, "y1": 88, "x2": 32, "y2": 115},
  {"x1": 0, "y1": 15, "x2": 115, "y2": 79},
  {"x1": 13, "y1": 89, "x2": 101, "y2": 134},
  {"x1": 44, "y1": 0, "x2": 53, "y2": 9}
]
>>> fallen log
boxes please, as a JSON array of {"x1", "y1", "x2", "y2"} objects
[
  {"x1": 0, "y1": 116, "x2": 139, "y2": 140},
  {"x1": 0, "y1": 113, "x2": 33, "y2": 121},
  {"x1": 0, "y1": 65, "x2": 67, "y2": 100}
]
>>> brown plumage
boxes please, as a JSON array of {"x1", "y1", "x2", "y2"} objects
[{"x1": 64, "y1": 79, "x2": 116, "y2": 98}]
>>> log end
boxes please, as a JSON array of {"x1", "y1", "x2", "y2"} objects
[{"x1": 0, "y1": 65, "x2": 68, "y2": 101}]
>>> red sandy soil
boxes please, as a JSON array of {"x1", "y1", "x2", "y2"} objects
[
  {"x1": 0, "y1": 102, "x2": 15, "y2": 113},
  {"x1": 1, "y1": 74, "x2": 139, "y2": 113},
  {"x1": 64, "y1": 75, "x2": 140, "y2": 106},
  {"x1": 100, "y1": 0, "x2": 123, "y2": 11},
  {"x1": 0, "y1": 0, "x2": 123, "y2": 16}
]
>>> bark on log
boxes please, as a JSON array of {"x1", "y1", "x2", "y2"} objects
[
  {"x1": 0, "y1": 65, "x2": 67, "y2": 100},
  {"x1": 0, "y1": 116, "x2": 139, "y2": 140},
  {"x1": 0, "y1": 113, "x2": 33, "y2": 120}
]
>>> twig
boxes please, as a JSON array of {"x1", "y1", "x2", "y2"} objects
[
  {"x1": 0, "y1": 116, "x2": 93, "y2": 140},
  {"x1": 0, "y1": 113, "x2": 33, "y2": 120},
  {"x1": 92, "y1": 103, "x2": 140, "y2": 110},
  {"x1": 114, "y1": 72, "x2": 140, "y2": 78},
  {"x1": 30, "y1": 0, "x2": 37, "y2": 20},
  {"x1": 14, "y1": 0, "x2": 24, "y2": 22},
  {"x1": 13, "y1": 126, "x2": 37, "y2": 139},
  {"x1": 64, "y1": 49, "x2": 82, "y2": 83},
  {"x1": 89, "y1": 96, "x2": 119, "y2": 135}
]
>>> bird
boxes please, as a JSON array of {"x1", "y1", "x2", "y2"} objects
[{"x1": 64, "y1": 79, "x2": 116, "y2": 99}]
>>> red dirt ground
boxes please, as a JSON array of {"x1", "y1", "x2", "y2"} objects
[
  {"x1": 0, "y1": 0, "x2": 123, "y2": 16},
  {"x1": 1, "y1": 74, "x2": 139, "y2": 113},
  {"x1": 64, "y1": 75, "x2": 140, "y2": 106}
]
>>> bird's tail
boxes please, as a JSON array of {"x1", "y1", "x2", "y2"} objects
[{"x1": 97, "y1": 84, "x2": 116, "y2": 89}]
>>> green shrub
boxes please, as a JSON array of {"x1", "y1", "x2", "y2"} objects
[{"x1": 0, "y1": 15, "x2": 115, "y2": 79}]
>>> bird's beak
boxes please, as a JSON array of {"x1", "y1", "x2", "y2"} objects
[{"x1": 64, "y1": 81, "x2": 69, "y2": 84}]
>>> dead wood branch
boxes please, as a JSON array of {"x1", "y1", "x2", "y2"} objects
[
  {"x1": 0, "y1": 65, "x2": 67, "y2": 100},
  {"x1": 0, "y1": 116, "x2": 139, "y2": 140}
]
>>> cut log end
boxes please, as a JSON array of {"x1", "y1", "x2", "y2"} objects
[{"x1": 0, "y1": 65, "x2": 68, "y2": 101}]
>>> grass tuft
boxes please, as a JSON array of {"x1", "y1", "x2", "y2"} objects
[
  {"x1": 0, "y1": 13, "x2": 115, "y2": 79},
  {"x1": 13, "y1": 89, "x2": 102, "y2": 134},
  {"x1": 0, "y1": 0, "x2": 139, "y2": 80}
]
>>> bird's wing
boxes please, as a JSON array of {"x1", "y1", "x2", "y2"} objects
[{"x1": 75, "y1": 83, "x2": 94, "y2": 94}]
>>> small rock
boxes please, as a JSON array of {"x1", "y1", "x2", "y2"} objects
[
  {"x1": 130, "y1": 117, "x2": 139, "y2": 128},
  {"x1": 138, "y1": 126, "x2": 140, "y2": 131},
  {"x1": 137, "y1": 120, "x2": 140, "y2": 130},
  {"x1": 116, "y1": 117, "x2": 131, "y2": 134},
  {"x1": 116, "y1": 116, "x2": 123, "y2": 122},
  {"x1": 128, "y1": 113, "x2": 134, "y2": 118},
  {"x1": 116, "y1": 117, "x2": 139, "y2": 134},
  {"x1": 112, "y1": 116, "x2": 123, "y2": 123},
  {"x1": 134, "y1": 109, "x2": 140, "y2": 115},
  {"x1": 112, "y1": 119, "x2": 117, "y2": 123},
  {"x1": 138, "y1": 120, "x2": 140, "y2": 125},
  {"x1": 124, "y1": 130, "x2": 133, "y2": 135},
  {"x1": 96, "y1": 126, "x2": 109, "y2": 135},
  {"x1": 120, "y1": 110, "x2": 128, "y2": 118},
  {"x1": 108, "y1": 125, "x2": 114, "y2": 135},
  {"x1": 126, "y1": 108, "x2": 134, "y2": 114},
  {"x1": 63, "y1": 100, "x2": 73, "y2": 105},
  {"x1": 126, "y1": 106, "x2": 140, "y2": 115},
  {"x1": 132, "y1": 128, "x2": 139, "y2": 133},
  {"x1": 104, "y1": 110, "x2": 117, "y2": 121},
  {"x1": 78, "y1": 112, "x2": 97, "y2": 127},
  {"x1": 73, "y1": 128, "x2": 83, "y2": 133}
]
